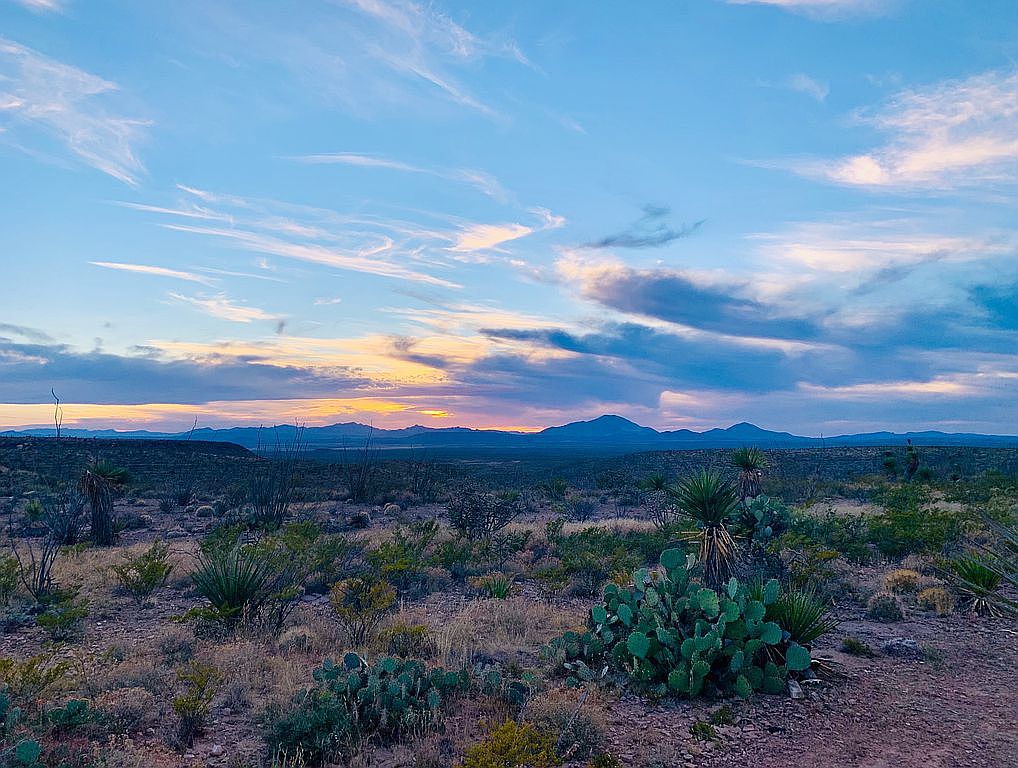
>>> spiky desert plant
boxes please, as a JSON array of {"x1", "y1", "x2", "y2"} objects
[
  {"x1": 79, "y1": 459, "x2": 129, "y2": 546},
  {"x1": 731, "y1": 447, "x2": 768, "y2": 502},
  {"x1": 190, "y1": 545, "x2": 275, "y2": 629},
  {"x1": 947, "y1": 554, "x2": 1007, "y2": 617},
  {"x1": 766, "y1": 587, "x2": 838, "y2": 646},
  {"x1": 666, "y1": 471, "x2": 740, "y2": 588}
]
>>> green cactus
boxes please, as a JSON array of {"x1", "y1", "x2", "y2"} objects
[{"x1": 547, "y1": 548, "x2": 815, "y2": 700}]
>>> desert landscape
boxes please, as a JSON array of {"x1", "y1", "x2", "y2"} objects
[{"x1": 1, "y1": 434, "x2": 1016, "y2": 767}]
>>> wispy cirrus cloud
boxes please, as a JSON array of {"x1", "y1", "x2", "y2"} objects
[
  {"x1": 167, "y1": 292, "x2": 278, "y2": 323},
  {"x1": 0, "y1": 38, "x2": 149, "y2": 184},
  {"x1": 450, "y1": 208, "x2": 565, "y2": 254},
  {"x1": 292, "y1": 152, "x2": 510, "y2": 201},
  {"x1": 787, "y1": 73, "x2": 829, "y2": 102},
  {"x1": 725, "y1": 0, "x2": 889, "y2": 19},
  {"x1": 11, "y1": 0, "x2": 65, "y2": 12},
  {"x1": 90, "y1": 261, "x2": 215, "y2": 286},
  {"x1": 811, "y1": 70, "x2": 1018, "y2": 189}
]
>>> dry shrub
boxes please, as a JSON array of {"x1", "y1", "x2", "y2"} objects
[
  {"x1": 433, "y1": 597, "x2": 583, "y2": 668},
  {"x1": 883, "y1": 569, "x2": 923, "y2": 593},
  {"x1": 867, "y1": 591, "x2": 905, "y2": 622},
  {"x1": 526, "y1": 687, "x2": 606, "y2": 761},
  {"x1": 94, "y1": 686, "x2": 159, "y2": 730},
  {"x1": 917, "y1": 586, "x2": 956, "y2": 616}
]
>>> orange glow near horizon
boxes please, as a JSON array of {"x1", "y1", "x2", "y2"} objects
[{"x1": 0, "y1": 399, "x2": 550, "y2": 433}]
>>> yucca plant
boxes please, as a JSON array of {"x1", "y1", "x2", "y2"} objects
[
  {"x1": 731, "y1": 447, "x2": 768, "y2": 502},
  {"x1": 190, "y1": 545, "x2": 275, "y2": 630},
  {"x1": 477, "y1": 571, "x2": 515, "y2": 599},
  {"x1": 947, "y1": 554, "x2": 1009, "y2": 617},
  {"x1": 79, "y1": 459, "x2": 129, "y2": 546},
  {"x1": 666, "y1": 471, "x2": 740, "y2": 588}
]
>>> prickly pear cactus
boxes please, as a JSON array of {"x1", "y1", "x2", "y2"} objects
[{"x1": 551, "y1": 548, "x2": 812, "y2": 699}]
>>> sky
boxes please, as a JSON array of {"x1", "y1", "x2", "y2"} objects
[{"x1": 2, "y1": 0, "x2": 1018, "y2": 436}]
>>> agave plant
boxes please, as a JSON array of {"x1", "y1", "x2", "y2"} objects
[
  {"x1": 766, "y1": 587, "x2": 839, "y2": 646},
  {"x1": 947, "y1": 553, "x2": 1009, "y2": 617},
  {"x1": 666, "y1": 471, "x2": 740, "y2": 588},
  {"x1": 731, "y1": 447, "x2": 768, "y2": 502},
  {"x1": 79, "y1": 459, "x2": 129, "y2": 546}
]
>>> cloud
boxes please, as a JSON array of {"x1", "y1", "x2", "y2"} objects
[
  {"x1": 0, "y1": 38, "x2": 149, "y2": 184},
  {"x1": 815, "y1": 70, "x2": 1018, "y2": 189},
  {"x1": 11, "y1": 0, "x2": 64, "y2": 11},
  {"x1": 167, "y1": 292, "x2": 278, "y2": 323},
  {"x1": 292, "y1": 152, "x2": 510, "y2": 201},
  {"x1": 559, "y1": 255, "x2": 822, "y2": 341},
  {"x1": 0, "y1": 323, "x2": 53, "y2": 344},
  {"x1": 787, "y1": 73, "x2": 829, "y2": 102},
  {"x1": 127, "y1": 185, "x2": 464, "y2": 288},
  {"x1": 90, "y1": 261, "x2": 215, "y2": 286},
  {"x1": 725, "y1": 0, "x2": 889, "y2": 19},
  {"x1": 448, "y1": 208, "x2": 565, "y2": 254},
  {"x1": 584, "y1": 205, "x2": 704, "y2": 249}
]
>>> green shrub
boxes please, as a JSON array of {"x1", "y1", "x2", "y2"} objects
[
  {"x1": 866, "y1": 592, "x2": 904, "y2": 623},
  {"x1": 0, "y1": 651, "x2": 71, "y2": 705},
  {"x1": 0, "y1": 555, "x2": 18, "y2": 605},
  {"x1": 111, "y1": 541, "x2": 173, "y2": 599},
  {"x1": 869, "y1": 485, "x2": 963, "y2": 557},
  {"x1": 328, "y1": 577, "x2": 396, "y2": 645},
  {"x1": 265, "y1": 653, "x2": 469, "y2": 764},
  {"x1": 787, "y1": 509, "x2": 875, "y2": 565},
  {"x1": 458, "y1": 720, "x2": 560, "y2": 768},
  {"x1": 689, "y1": 719, "x2": 718, "y2": 742},
  {"x1": 549, "y1": 549, "x2": 814, "y2": 699},
  {"x1": 374, "y1": 623, "x2": 434, "y2": 658},
  {"x1": 840, "y1": 637, "x2": 875, "y2": 657},
  {"x1": 172, "y1": 662, "x2": 222, "y2": 747},
  {"x1": 36, "y1": 594, "x2": 88, "y2": 641},
  {"x1": 367, "y1": 520, "x2": 439, "y2": 595}
]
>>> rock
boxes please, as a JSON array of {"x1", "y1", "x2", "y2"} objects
[
  {"x1": 882, "y1": 637, "x2": 924, "y2": 659},
  {"x1": 788, "y1": 679, "x2": 804, "y2": 699},
  {"x1": 382, "y1": 502, "x2": 402, "y2": 516},
  {"x1": 209, "y1": 744, "x2": 225, "y2": 757}
]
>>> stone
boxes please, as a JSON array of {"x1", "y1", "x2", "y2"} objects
[
  {"x1": 788, "y1": 679, "x2": 804, "y2": 699},
  {"x1": 882, "y1": 637, "x2": 924, "y2": 659}
]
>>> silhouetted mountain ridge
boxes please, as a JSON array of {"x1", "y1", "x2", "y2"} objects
[{"x1": 4, "y1": 414, "x2": 1017, "y2": 454}]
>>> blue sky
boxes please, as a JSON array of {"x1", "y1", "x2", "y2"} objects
[{"x1": 2, "y1": 0, "x2": 1018, "y2": 434}]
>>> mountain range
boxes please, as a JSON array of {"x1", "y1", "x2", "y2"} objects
[{"x1": 4, "y1": 414, "x2": 1018, "y2": 455}]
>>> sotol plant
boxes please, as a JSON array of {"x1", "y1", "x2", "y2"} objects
[{"x1": 549, "y1": 549, "x2": 816, "y2": 699}]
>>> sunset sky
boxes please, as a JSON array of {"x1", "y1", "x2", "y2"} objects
[{"x1": 2, "y1": 0, "x2": 1018, "y2": 435}]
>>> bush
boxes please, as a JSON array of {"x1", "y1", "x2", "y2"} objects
[
  {"x1": 328, "y1": 577, "x2": 396, "y2": 645},
  {"x1": 36, "y1": 593, "x2": 88, "y2": 641},
  {"x1": 111, "y1": 541, "x2": 173, "y2": 599},
  {"x1": 917, "y1": 587, "x2": 955, "y2": 616},
  {"x1": 95, "y1": 686, "x2": 158, "y2": 731},
  {"x1": 458, "y1": 720, "x2": 560, "y2": 768},
  {"x1": 472, "y1": 572, "x2": 515, "y2": 600},
  {"x1": 265, "y1": 653, "x2": 469, "y2": 764},
  {"x1": 549, "y1": 549, "x2": 814, "y2": 699},
  {"x1": 368, "y1": 521, "x2": 439, "y2": 595},
  {"x1": 447, "y1": 489, "x2": 525, "y2": 541},
  {"x1": 946, "y1": 554, "x2": 1005, "y2": 616},
  {"x1": 0, "y1": 555, "x2": 18, "y2": 605},
  {"x1": 374, "y1": 623, "x2": 434, "y2": 658},
  {"x1": 526, "y1": 691, "x2": 604, "y2": 760},
  {"x1": 866, "y1": 592, "x2": 904, "y2": 623},
  {"x1": 869, "y1": 485, "x2": 963, "y2": 557},
  {"x1": 172, "y1": 662, "x2": 222, "y2": 747},
  {"x1": 0, "y1": 651, "x2": 71, "y2": 705}
]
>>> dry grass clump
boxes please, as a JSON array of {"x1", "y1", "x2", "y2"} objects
[
  {"x1": 917, "y1": 586, "x2": 956, "y2": 616},
  {"x1": 94, "y1": 686, "x2": 160, "y2": 730},
  {"x1": 526, "y1": 687, "x2": 607, "y2": 761},
  {"x1": 432, "y1": 597, "x2": 584, "y2": 668},
  {"x1": 867, "y1": 591, "x2": 905, "y2": 623},
  {"x1": 202, "y1": 638, "x2": 308, "y2": 714},
  {"x1": 883, "y1": 568, "x2": 923, "y2": 593}
]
